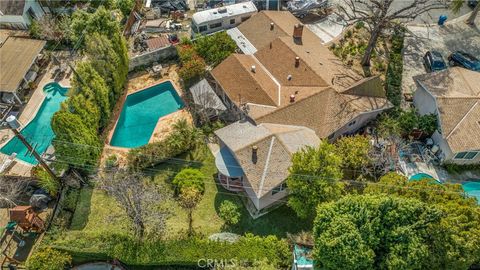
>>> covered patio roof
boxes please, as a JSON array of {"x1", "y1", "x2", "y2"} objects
[
  {"x1": 215, "y1": 147, "x2": 244, "y2": 177},
  {"x1": 189, "y1": 79, "x2": 227, "y2": 111}
]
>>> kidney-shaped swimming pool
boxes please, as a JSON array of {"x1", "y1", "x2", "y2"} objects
[{"x1": 110, "y1": 81, "x2": 184, "y2": 148}]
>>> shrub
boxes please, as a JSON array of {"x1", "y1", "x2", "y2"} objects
[
  {"x1": 63, "y1": 188, "x2": 80, "y2": 212},
  {"x1": 105, "y1": 154, "x2": 118, "y2": 169},
  {"x1": 26, "y1": 247, "x2": 72, "y2": 270},
  {"x1": 32, "y1": 166, "x2": 60, "y2": 196},
  {"x1": 178, "y1": 56, "x2": 206, "y2": 87},
  {"x1": 218, "y1": 200, "x2": 241, "y2": 226},
  {"x1": 172, "y1": 168, "x2": 205, "y2": 194},
  {"x1": 193, "y1": 31, "x2": 236, "y2": 66}
]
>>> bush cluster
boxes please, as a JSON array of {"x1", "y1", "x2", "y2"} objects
[
  {"x1": 385, "y1": 27, "x2": 405, "y2": 107},
  {"x1": 51, "y1": 233, "x2": 290, "y2": 268},
  {"x1": 26, "y1": 247, "x2": 72, "y2": 270}
]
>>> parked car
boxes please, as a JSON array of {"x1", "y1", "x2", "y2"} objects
[
  {"x1": 448, "y1": 51, "x2": 480, "y2": 71},
  {"x1": 468, "y1": 0, "x2": 478, "y2": 8},
  {"x1": 423, "y1": 51, "x2": 447, "y2": 72}
]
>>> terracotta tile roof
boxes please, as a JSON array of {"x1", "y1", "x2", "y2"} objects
[
  {"x1": 145, "y1": 35, "x2": 170, "y2": 50},
  {"x1": 215, "y1": 121, "x2": 320, "y2": 198},
  {"x1": 0, "y1": 37, "x2": 46, "y2": 93},
  {"x1": 415, "y1": 67, "x2": 480, "y2": 153},
  {"x1": 0, "y1": 0, "x2": 25, "y2": 16}
]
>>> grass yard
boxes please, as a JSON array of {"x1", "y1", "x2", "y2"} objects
[{"x1": 53, "y1": 144, "x2": 309, "y2": 248}]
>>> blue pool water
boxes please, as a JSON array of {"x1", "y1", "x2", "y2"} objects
[
  {"x1": 110, "y1": 81, "x2": 184, "y2": 148},
  {"x1": 462, "y1": 181, "x2": 480, "y2": 205},
  {"x1": 0, "y1": 82, "x2": 68, "y2": 164},
  {"x1": 409, "y1": 173, "x2": 441, "y2": 184}
]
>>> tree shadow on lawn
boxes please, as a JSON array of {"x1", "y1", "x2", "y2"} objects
[
  {"x1": 213, "y1": 175, "x2": 313, "y2": 238},
  {"x1": 69, "y1": 187, "x2": 94, "y2": 230}
]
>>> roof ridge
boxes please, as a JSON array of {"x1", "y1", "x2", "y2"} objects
[
  {"x1": 258, "y1": 136, "x2": 276, "y2": 196},
  {"x1": 446, "y1": 100, "x2": 479, "y2": 139}
]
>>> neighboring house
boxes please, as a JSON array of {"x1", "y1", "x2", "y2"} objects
[
  {"x1": 215, "y1": 120, "x2": 320, "y2": 215},
  {"x1": 191, "y1": 1, "x2": 257, "y2": 36},
  {"x1": 0, "y1": 37, "x2": 46, "y2": 104},
  {"x1": 0, "y1": 0, "x2": 47, "y2": 30},
  {"x1": 413, "y1": 67, "x2": 480, "y2": 165}
]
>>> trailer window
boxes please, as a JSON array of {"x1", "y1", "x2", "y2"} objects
[
  {"x1": 230, "y1": 18, "x2": 235, "y2": 24},
  {"x1": 241, "y1": 16, "x2": 251, "y2": 22},
  {"x1": 209, "y1": 22, "x2": 222, "y2": 29},
  {"x1": 199, "y1": 25, "x2": 207, "y2": 32}
]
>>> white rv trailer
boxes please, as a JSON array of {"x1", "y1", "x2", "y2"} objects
[{"x1": 191, "y1": 2, "x2": 257, "y2": 36}]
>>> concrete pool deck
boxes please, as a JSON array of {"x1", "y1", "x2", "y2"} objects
[{"x1": 0, "y1": 61, "x2": 72, "y2": 176}]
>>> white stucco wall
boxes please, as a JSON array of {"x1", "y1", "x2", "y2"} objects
[
  {"x1": 329, "y1": 109, "x2": 385, "y2": 141},
  {"x1": 257, "y1": 185, "x2": 287, "y2": 210},
  {"x1": 0, "y1": 0, "x2": 45, "y2": 29},
  {"x1": 413, "y1": 86, "x2": 437, "y2": 115}
]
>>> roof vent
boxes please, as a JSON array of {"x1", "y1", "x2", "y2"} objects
[
  {"x1": 290, "y1": 94, "x2": 295, "y2": 103},
  {"x1": 293, "y1": 23, "x2": 304, "y2": 40},
  {"x1": 270, "y1": 22, "x2": 274, "y2": 30},
  {"x1": 218, "y1": 7, "x2": 227, "y2": 13},
  {"x1": 287, "y1": 74, "x2": 292, "y2": 81},
  {"x1": 295, "y1": 56, "x2": 300, "y2": 67},
  {"x1": 252, "y1": 145, "x2": 258, "y2": 164},
  {"x1": 251, "y1": 65, "x2": 256, "y2": 73}
]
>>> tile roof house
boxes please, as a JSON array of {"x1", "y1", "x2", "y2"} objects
[
  {"x1": 215, "y1": 120, "x2": 320, "y2": 213},
  {"x1": 413, "y1": 67, "x2": 480, "y2": 165},
  {"x1": 210, "y1": 11, "x2": 392, "y2": 214},
  {"x1": 0, "y1": 0, "x2": 46, "y2": 30}
]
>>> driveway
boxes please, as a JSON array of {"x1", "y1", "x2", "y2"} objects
[{"x1": 402, "y1": 15, "x2": 480, "y2": 97}]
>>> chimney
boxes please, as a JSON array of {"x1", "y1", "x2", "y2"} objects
[
  {"x1": 252, "y1": 145, "x2": 258, "y2": 164},
  {"x1": 290, "y1": 94, "x2": 295, "y2": 103},
  {"x1": 293, "y1": 23, "x2": 304, "y2": 40},
  {"x1": 251, "y1": 65, "x2": 256, "y2": 73},
  {"x1": 295, "y1": 56, "x2": 300, "y2": 67},
  {"x1": 270, "y1": 22, "x2": 274, "y2": 30}
]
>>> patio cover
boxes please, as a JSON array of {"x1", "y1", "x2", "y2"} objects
[
  {"x1": 215, "y1": 147, "x2": 244, "y2": 177},
  {"x1": 189, "y1": 79, "x2": 227, "y2": 111}
]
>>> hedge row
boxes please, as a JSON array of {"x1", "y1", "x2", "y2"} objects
[
  {"x1": 385, "y1": 27, "x2": 406, "y2": 107},
  {"x1": 51, "y1": 233, "x2": 290, "y2": 268}
]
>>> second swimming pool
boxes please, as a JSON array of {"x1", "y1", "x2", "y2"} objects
[
  {"x1": 0, "y1": 82, "x2": 68, "y2": 164},
  {"x1": 110, "y1": 81, "x2": 184, "y2": 148}
]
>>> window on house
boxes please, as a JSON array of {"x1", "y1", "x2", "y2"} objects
[
  {"x1": 454, "y1": 151, "x2": 479, "y2": 160},
  {"x1": 199, "y1": 25, "x2": 208, "y2": 32},
  {"x1": 209, "y1": 22, "x2": 222, "y2": 29},
  {"x1": 348, "y1": 120, "x2": 357, "y2": 127},
  {"x1": 327, "y1": 133, "x2": 335, "y2": 140},
  {"x1": 230, "y1": 18, "x2": 235, "y2": 24},
  {"x1": 271, "y1": 182, "x2": 287, "y2": 195}
]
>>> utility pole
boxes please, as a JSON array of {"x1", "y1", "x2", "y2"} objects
[{"x1": 6, "y1": 116, "x2": 58, "y2": 181}]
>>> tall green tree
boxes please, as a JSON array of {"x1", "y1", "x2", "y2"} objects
[
  {"x1": 334, "y1": 135, "x2": 371, "y2": 171},
  {"x1": 72, "y1": 62, "x2": 111, "y2": 128},
  {"x1": 286, "y1": 142, "x2": 343, "y2": 219},
  {"x1": 85, "y1": 33, "x2": 128, "y2": 104},
  {"x1": 313, "y1": 195, "x2": 443, "y2": 270},
  {"x1": 193, "y1": 32, "x2": 237, "y2": 66},
  {"x1": 51, "y1": 111, "x2": 102, "y2": 171},
  {"x1": 63, "y1": 94, "x2": 100, "y2": 131},
  {"x1": 364, "y1": 173, "x2": 480, "y2": 269}
]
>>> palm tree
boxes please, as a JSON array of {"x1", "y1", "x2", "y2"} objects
[{"x1": 451, "y1": 0, "x2": 479, "y2": 25}]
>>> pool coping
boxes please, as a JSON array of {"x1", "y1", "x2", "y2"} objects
[
  {"x1": 0, "y1": 81, "x2": 70, "y2": 166},
  {"x1": 106, "y1": 79, "x2": 187, "y2": 150}
]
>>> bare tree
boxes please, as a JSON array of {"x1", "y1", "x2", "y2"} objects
[
  {"x1": 336, "y1": 0, "x2": 446, "y2": 67},
  {"x1": 451, "y1": 0, "x2": 479, "y2": 25},
  {"x1": 98, "y1": 170, "x2": 170, "y2": 239},
  {"x1": 0, "y1": 176, "x2": 33, "y2": 207}
]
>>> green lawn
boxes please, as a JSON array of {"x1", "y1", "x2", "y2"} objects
[{"x1": 61, "y1": 145, "x2": 310, "y2": 244}]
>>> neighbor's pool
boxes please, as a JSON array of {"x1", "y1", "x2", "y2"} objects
[
  {"x1": 110, "y1": 81, "x2": 184, "y2": 148},
  {"x1": 462, "y1": 181, "x2": 480, "y2": 205},
  {"x1": 0, "y1": 82, "x2": 68, "y2": 164},
  {"x1": 409, "y1": 173, "x2": 441, "y2": 184}
]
